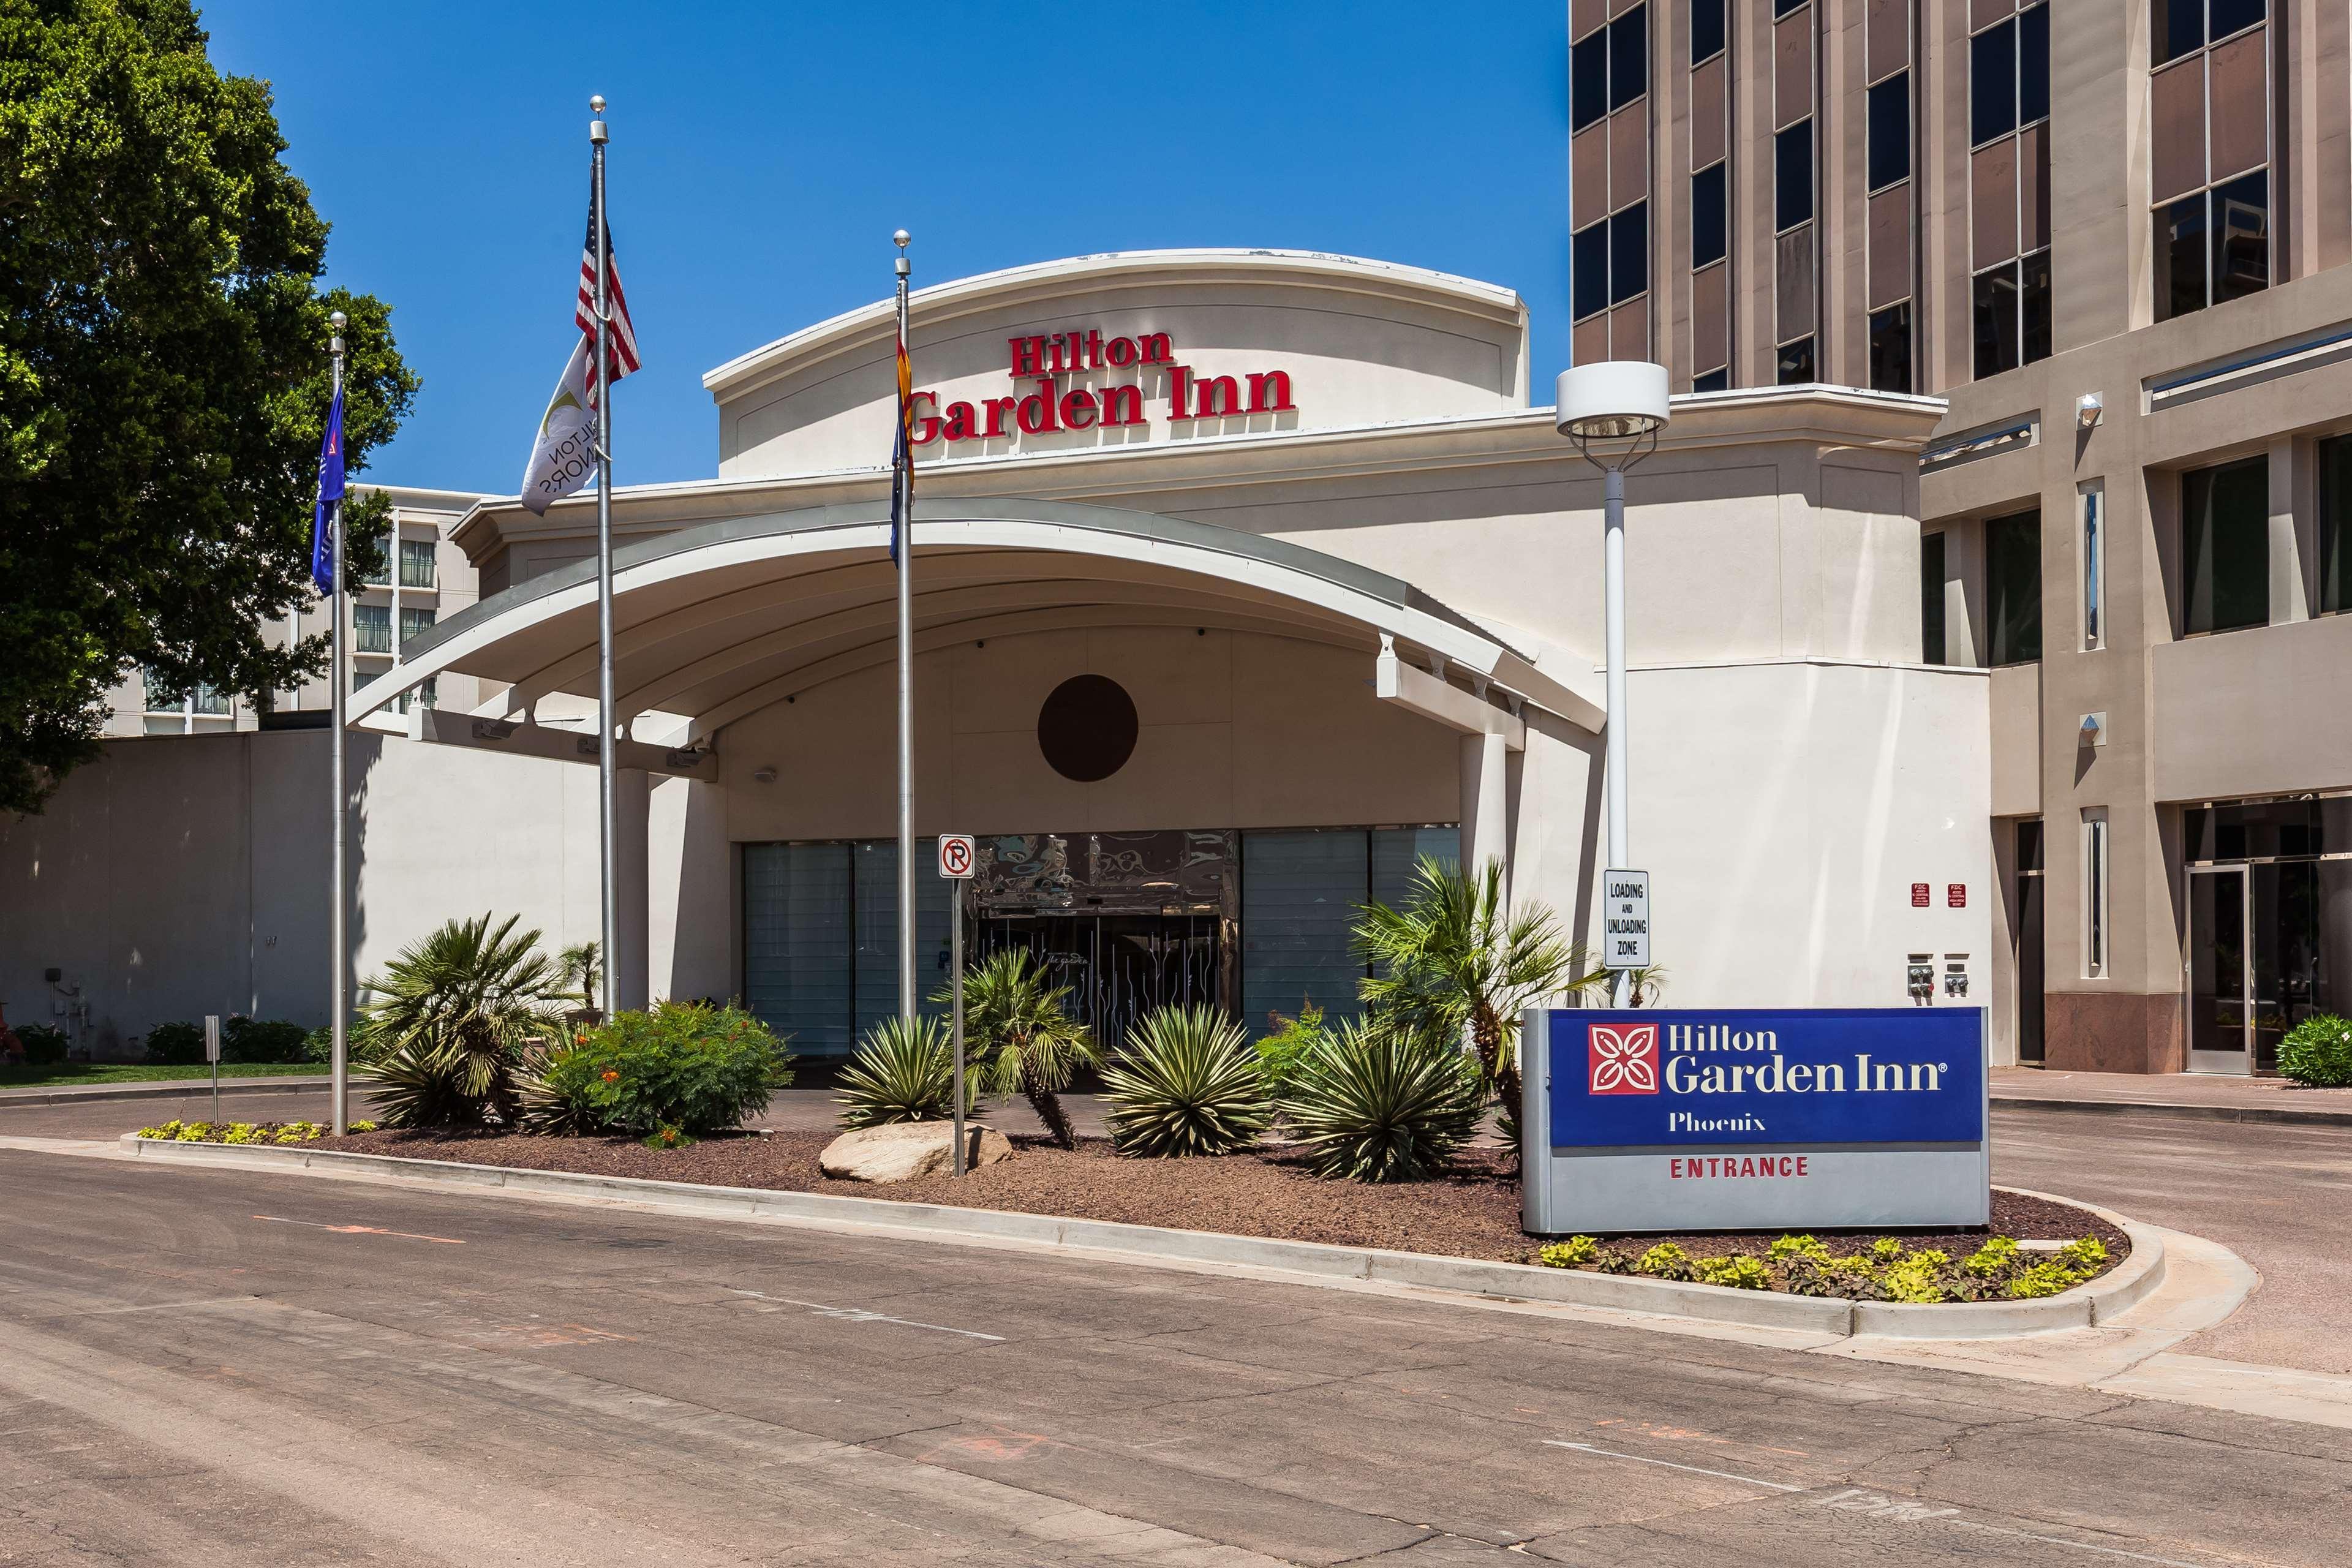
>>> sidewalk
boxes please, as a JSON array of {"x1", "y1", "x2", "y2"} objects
[
  {"x1": 1994, "y1": 1066, "x2": 2352, "y2": 1125},
  {"x1": 0, "y1": 1074, "x2": 333, "y2": 1107}
]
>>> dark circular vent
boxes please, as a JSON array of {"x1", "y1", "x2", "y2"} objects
[{"x1": 1037, "y1": 674, "x2": 1138, "y2": 783}]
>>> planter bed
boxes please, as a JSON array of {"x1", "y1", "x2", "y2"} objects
[{"x1": 307, "y1": 1126, "x2": 2126, "y2": 1287}]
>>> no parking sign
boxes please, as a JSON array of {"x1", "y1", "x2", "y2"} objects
[{"x1": 938, "y1": 834, "x2": 975, "y2": 879}]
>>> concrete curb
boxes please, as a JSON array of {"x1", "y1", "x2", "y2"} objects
[
  {"x1": 0, "y1": 1076, "x2": 335, "y2": 1107},
  {"x1": 115, "y1": 1134, "x2": 2159, "y2": 1342},
  {"x1": 1994, "y1": 1092, "x2": 2352, "y2": 1129}
]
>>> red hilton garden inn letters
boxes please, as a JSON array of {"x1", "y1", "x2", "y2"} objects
[{"x1": 908, "y1": 328, "x2": 1298, "y2": 446}]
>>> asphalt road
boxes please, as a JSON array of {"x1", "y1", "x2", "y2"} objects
[{"x1": 3, "y1": 1147, "x2": 2350, "y2": 1567}]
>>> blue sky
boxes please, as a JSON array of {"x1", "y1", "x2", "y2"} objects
[{"x1": 203, "y1": 2, "x2": 1570, "y2": 493}]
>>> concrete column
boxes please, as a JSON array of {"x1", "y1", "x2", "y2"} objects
[
  {"x1": 2270, "y1": 439, "x2": 2309, "y2": 626},
  {"x1": 1459, "y1": 729, "x2": 1511, "y2": 903},
  {"x1": 616, "y1": 767, "x2": 651, "y2": 1011}
]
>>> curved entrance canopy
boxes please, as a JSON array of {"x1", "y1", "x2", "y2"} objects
[{"x1": 349, "y1": 497, "x2": 1598, "y2": 752}]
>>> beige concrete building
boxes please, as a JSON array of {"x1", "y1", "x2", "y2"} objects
[{"x1": 1575, "y1": 1, "x2": 2352, "y2": 1073}]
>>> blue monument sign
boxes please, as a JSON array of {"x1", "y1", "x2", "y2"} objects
[{"x1": 1521, "y1": 1008, "x2": 1989, "y2": 1234}]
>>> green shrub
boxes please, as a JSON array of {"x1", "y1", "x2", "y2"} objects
[
  {"x1": 1697, "y1": 1255, "x2": 1771, "y2": 1291},
  {"x1": 1253, "y1": 1003, "x2": 1329, "y2": 1098},
  {"x1": 1101, "y1": 1005, "x2": 1269, "y2": 1158},
  {"x1": 1769, "y1": 1233, "x2": 1830, "y2": 1262},
  {"x1": 2278, "y1": 1014, "x2": 2352, "y2": 1087},
  {"x1": 1283, "y1": 1019, "x2": 1485, "y2": 1182},
  {"x1": 301, "y1": 1026, "x2": 333, "y2": 1063},
  {"x1": 527, "y1": 1001, "x2": 788, "y2": 1137},
  {"x1": 14, "y1": 1023, "x2": 69, "y2": 1065},
  {"x1": 1536, "y1": 1235, "x2": 1602, "y2": 1269},
  {"x1": 224, "y1": 1017, "x2": 312, "y2": 1063},
  {"x1": 135, "y1": 1119, "x2": 331, "y2": 1145},
  {"x1": 144, "y1": 1020, "x2": 206, "y2": 1066},
  {"x1": 1880, "y1": 1249, "x2": 1953, "y2": 1304},
  {"x1": 835, "y1": 1015, "x2": 974, "y2": 1129},
  {"x1": 355, "y1": 913, "x2": 568, "y2": 1126},
  {"x1": 1634, "y1": 1242, "x2": 1696, "y2": 1281},
  {"x1": 1963, "y1": 1237, "x2": 2021, "y2": 1278}
]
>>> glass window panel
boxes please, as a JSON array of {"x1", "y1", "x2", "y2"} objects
[
  {"x1": 1690, "y1": 0, "x2": 1725, "y2": 64},
  {"x1": 743, "y1": 843, "x2": 853, "y2": 1057},
  {"x1": 1868, "y1": 74, "x2": 1910, "y2": 191},
  {"x1": 1775, "y1": 119, "x2": 1814, "y2": 230},
  {"x1": 398, "y1": 538, "x2": 436, "y2": 589},
  {"x1": 1986, "y1": 508, "x2": 2043, "y2": 666},
  {"x1": 2154, "y1": 0, "x2": 2206, "y2": 66},
  {"x1": 1371, "y1": 827, "x2": 1460, "y2": 912},
  {"x1": 1691, "y1": 162, "x2": 1727, "y2": 268},
  {"x1": 1970, "y1": 19, "x2": 2016, "y2": 146},
  {"x1": 1572, "y1": 222, "x2": 1610, "y2": 320},
  {"x1": 1869, "y1": 301, "x2": 1913, "y2": 393},
  {"x1": 2211, "y1": 170, "x2": 2270, "y2": 306},
  {"x1": 398, "y1": 607, "x2": 435, "y2": 643},
  {"x1": 2018, "y1": 818, "x2": 2045, "y2": 872},
  {"x1": 2018, "y1": 861, "x2": 2046, "y2": 1061},
  {"x1": 192, "y1": 682, "x2": 230, "y2": 715},
  {"x1": 2157, "y1": 192, "x2": 2210, "y2": 321},
  {"x1": 2320, "y1": 434, "x2": 2352, "y2": 615},
  {"x1": 2209, "y1": 0, "x2": 2267, "y2": 45},
  {"x1": 2254, "y1": 859, "x2": 2320, "y2": 1071},
  {"x1": 850, "y1": 839, "x2": 956, "y2": 1046},
  {"x1": 352, "y1": 603, "x2": 391, "y2": 654},
  {"x1": 1972, "y1": 263, "x2": 2021, "y2": 379},
  {"x1": 2182, "y1": 456, "x2": 2269, "y2": 635},
  {"x1": 1774, "y1": 0, "x2": 1806, "y2": 16},
  {"x1": 2083, "y1": 486, "x2": 2103, "y2": 647},
  {"x1": 2189, "y1": 869, "x2": 2247, "y2": 1056},
  {"x1": 2017, "y1": 3, "x2": 2050, "y2": 124},
  {"x1": 1608, "y1": 6, "x2": 1647, "y2": 112},
  {"x1": 1693, "y1": 367, "x2": 1730, "y2": 392},
  {"x1": 1571, "y1": 32, "x2": 1608, "y2": 133},
  {"x1": 2019, "y1": 247, "x2": 2052, "y2": 364},
  {"x1": 1610, "y1": 201, "x2": 1648, "y2": 304},
  {"x1": 1921, "y1": 529, "x2": 1947, "y2": 664},
  {"x1": 1776, "y1": 335, "x2": 1815, "y2": 385},
  {"x1": 1242, "y1": 829, "x2": 1368, "y2": 1033}
]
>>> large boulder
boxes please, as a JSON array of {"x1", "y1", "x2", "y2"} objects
[{"x1": 819, "y1": 1121, "x2": 1012, "y2": 1183}]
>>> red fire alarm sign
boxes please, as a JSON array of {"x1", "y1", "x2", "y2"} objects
[
  {"x1": 1911, "y1": 883, "x2": 1930, "y2": 907},
  {"x1": 1948, "y1": 884, "x2": 1967, "y2": 908}
]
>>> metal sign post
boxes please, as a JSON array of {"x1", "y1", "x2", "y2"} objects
[
  {"x1": 204, "y1": 1015, "x2": 221, "y2": 1123},
  {"x1": 938, "y1": 834, "x2": 976, "y2": 1175}
]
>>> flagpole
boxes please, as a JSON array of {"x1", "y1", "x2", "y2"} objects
[
  {"x1": 592, "y1": 95, "x2": 619, "y2": 1020},
  {"x1": 328, "y1": 311, "x2": 349, "y2": 1137},
  {"x1": 894, "y1": 231, "x2": 915, "y2": 1022}
]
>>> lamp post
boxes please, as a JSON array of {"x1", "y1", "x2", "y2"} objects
[{"x1": 1556, "y1": 361, "x2": 1670, "y2": 1008}]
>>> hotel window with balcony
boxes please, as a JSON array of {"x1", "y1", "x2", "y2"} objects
[
  {"x1": 1570, "y1": 3, "x2": 1651, "y2": 366},
  {"x1": 2153, "y1": 1, "x2": 2271, "y2": 322},
  {"x1": 1986, "y1": 508, "x2": 2042, "y2": 666},
  {"x1": 1771, "y1": 2, "x2": 1815, "y2": 386},
  {"x1": 1688, "y1": 0, "x2": 1731, "y2": 391},
  {"x1": 1969, "y1": 2, "x2": 2051, "y2": 379},
  {"x1": 2180, "y1": 455, "x2": 2268, "y2": 635},
  {"x1": 1864, "y1": 0, "x2": 1914, "y2": 394},
  {"x1": 398, "y1": 537, "x2": 437, "y2": 589},
  {"x1": 353, "y1": 603, "x2": 393, "y2": 655}
]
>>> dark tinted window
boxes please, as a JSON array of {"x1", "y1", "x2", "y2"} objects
[
  {"x1": 1777, "y1": 336, "x2": 1815, "y2": 385},
  {"x1": 2321, "y1": 434, "x2": 2352, "y2": 615},
  {"x1": 1986, "y1": 509, "x2": 2043, "y2": 666},
  {"x1": 1775, "y1": 119, "x2": 1814, "y2": 229},
  {"x1": 2017, "y1": 818, "x2": 2043, "y2": 872},
  {"x1": 2158, "y1": 192, "x2": 2209, "y2": 320},
  {"x1": 1868, "y1": 74, "x2": 1910, "y2": 190},
  {"x1": 1691, "y1": 0, "x2": 1725, "y2": 64},
  {"x1": 1608, "y1": 5, "x2": 1648, "y2": 112},
  {"x1": 2209, "y1": 0, "x2": 2269, "y2": 45},
  {"x1": 1572, "y1": 222, "x2": 1609, "y2": 320},
  {"x1": 2182, "y1": 457, "x2": 2269, "y2": 635},
  {"x1": 1973, "y1": 263, "x2": 2021, "y2": 379},
  {"x1": 1693, "y1": 367, "x2": 1730, "y2": 392},
  {"x1": 1774, "y1": 0, "x2": 1806, "y2": 15},
  {"x1": 1921, "y1": 530, "x2": 1947, "y2": 664},
  {"x1": 2212, "y1": 170, "x2": 2270, "y2": 305},
  {"x1": 2154, "y1": 0, "x2": 2205, "y2": 65},
  {"x1": 2021, "y1": 249, "x2": 2052, "y2": 364},
  {"x1": 1692, "y1": 162, "x2": 1727, "y2": 268},
  {"x1": 2018, "y1": 4, "x2": 2050, "y2": 124},
  {"x1": 1571, "y1": 32, "x2": 1608, "y2": 132},
  {"x1": 1971, "y1": 19, "x2": 2016, "y2": 145},
  {"x1": 1870, "y1": 302, "x2": 1913, "y2": 394},
  {"x1": 1610, "y1": 202, "x2": 1649, "y2": 304}
]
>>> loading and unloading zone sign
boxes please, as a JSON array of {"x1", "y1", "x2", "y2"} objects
[{"x1": 1603, "y1": 869, "x2": 1649, "y2": 970}]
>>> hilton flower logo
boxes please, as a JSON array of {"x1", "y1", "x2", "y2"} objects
[{"x1": 1588, "y1": 1023, "x2": 1659, "y2": 1095}]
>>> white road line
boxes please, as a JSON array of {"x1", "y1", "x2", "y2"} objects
[
  {"x1": 1943, "y1": 1517, "x2": 2212, "y2": 1567},
  {"x1": 1540, "y1": 1439, "x2": 1803, "y2": 1492},
  {"x1": 727, "y1": 1288, "x2": 1005, "y2": 1341},
  {"x1": 252, "y1": 1214, "x2": 465, "y2": 1244}
]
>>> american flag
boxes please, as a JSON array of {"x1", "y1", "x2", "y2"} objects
[{"x1": 576, "y1": 198, "x2": 640, "y2": 404}]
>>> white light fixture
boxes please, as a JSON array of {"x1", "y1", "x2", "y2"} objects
[
  {"x1": 2076, "y1": 391, "x2": 2104, "y2": 429},
  {"x1": 1556, "y1": 361, "x2": 1672, "y2": 443}
]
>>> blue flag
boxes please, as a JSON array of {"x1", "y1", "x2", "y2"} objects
[{"x1": 310, "y1": 388, "x2": 346, "y2": 595}]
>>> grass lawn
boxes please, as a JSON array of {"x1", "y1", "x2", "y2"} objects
[{"x1": 0, "y1": 1061, "x2": 328, "y2": 1088}]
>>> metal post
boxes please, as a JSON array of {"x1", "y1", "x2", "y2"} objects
[
  {"x1": 951, "y1": 875, "x2": 966, "y2": 1177},
  {"x1": 207, "y1": 1015, "x2": 221, "y2": 1125},
  {"x1": 591, "y1": 96, "x2": 618, "y2": 1019},
  {"x1": 327, "y1": 315, "x2": 349, "y2": 1136},
  {"x1": 894, "y1": 235, "x2": 916, "y2": 1023},
  {"x1": 1603, "y1": 461, "x2": 1630, "y2": 1010}
]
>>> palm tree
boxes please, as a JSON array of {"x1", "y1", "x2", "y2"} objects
[
  {"x1": 557, "y1": 940, "x2": 601, "y2": 1012},
  {"x1": 935, "y1": 947, "x2": 1097, "y2": 1148},
  {"x1": 356, "y1": 913, "x2": 568, "y2": 1125},
  {"x1": 1354, "y1": 856, "x2": 1583, "y2": 1115}
]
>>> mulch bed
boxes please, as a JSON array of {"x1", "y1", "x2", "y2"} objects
[{"x1": 309, "y1": 1126, "x2": 2126, "y2": 1273}]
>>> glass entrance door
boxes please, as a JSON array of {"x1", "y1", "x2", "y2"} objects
[
  {"x1": 977, "y1": 913, "x2": 1225, "y2": 1050},
  {"x1": 2187, "y1": 865, "x2": 2251, "y2": 1072}
]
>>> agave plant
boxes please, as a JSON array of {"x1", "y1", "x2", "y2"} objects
[
  {"x1": 1283, "y1": 1018, "x2": 1485, "y2": 1182},
  {"x1": 937, "y1": 948, "x2": 1096, "y2": 1148},
  {"x1": 835, "y1": 1014, "x2": 976, "y2": 1129},
  {"x1": 1100, "y1": 1005, "x2": 1268, "y2": 1158},
  {"x1": 1354, "y1": 856, "x2": 1581, "y2": 1114},
  {"x1": 354, "y1": 913, "x2": 567, "y2": 1126}
]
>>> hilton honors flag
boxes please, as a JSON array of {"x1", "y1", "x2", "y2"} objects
[
  {"x1": 309, "y1": 386, "x2": 345, "y2": 595},
  {"x1": 521, "y1": 192, "x2": 641, "y2": 514}
]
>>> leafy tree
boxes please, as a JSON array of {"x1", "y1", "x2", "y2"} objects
[{"x1": 1, "y1": 0, "x2": 418, "y2": 813}]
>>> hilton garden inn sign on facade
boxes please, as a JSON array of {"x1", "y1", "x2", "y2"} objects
[{"x1": 1, "y1": 250, "x2": 1994, "y2": 1065}]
